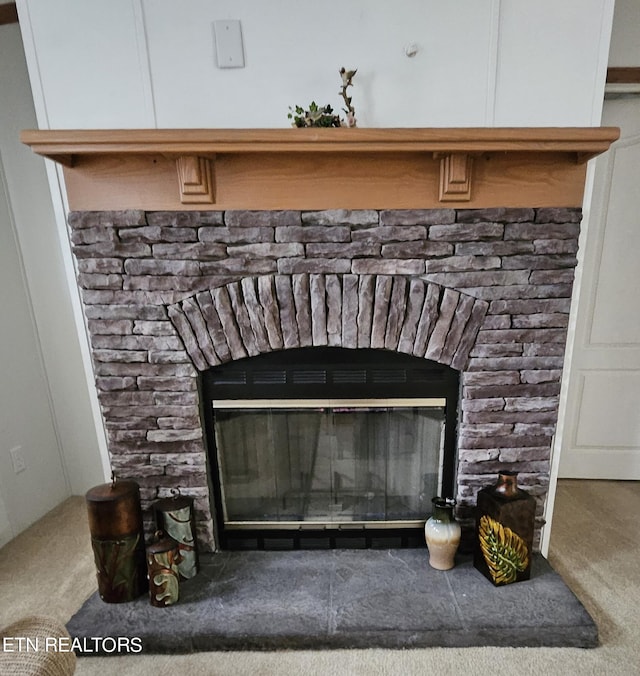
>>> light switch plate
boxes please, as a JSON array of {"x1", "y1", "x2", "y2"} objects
[{"x1": 213, "y1": 20, "x2": 245, "y2": 69}]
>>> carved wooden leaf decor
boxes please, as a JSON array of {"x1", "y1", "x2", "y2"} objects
[{"x1": 478, "y1": 514, "x2": 529, "y2": 585}]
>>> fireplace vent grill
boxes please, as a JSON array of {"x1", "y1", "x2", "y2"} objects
[
  {"x1": 210, "y1": 372, "x2": 247, "y2": 386},
  {"x1": 371, "y1": 369, "x2": 407, "y2": 384},
  {"x1": 204, "y1": 348, "x2": 459, "y2": 400},
  {"x1": 333, "y1": 370, "x2": 367, "y2": 384},
  {"x1": 253, "y1": 370, "x2": 287, "y2": 385},
  {"x1": 292, "y1": 370, "x2": 327, "y2": 384}
]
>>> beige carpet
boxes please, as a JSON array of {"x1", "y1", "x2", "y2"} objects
[{"x1": 0, "y1": 480, "x2": 638, "y2": 675}]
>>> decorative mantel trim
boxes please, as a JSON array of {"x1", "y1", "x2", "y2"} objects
[
  {"x1": 175, "y1": 156, "x2": 215, "y2": 204},
  {"x1": 21, "y1": 127, "x2": 618, "y2": 211},
  {"x1": 437, "y1": 153, "x2": 473, "y2": 202}
]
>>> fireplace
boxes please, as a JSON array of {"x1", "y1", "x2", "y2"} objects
[
  {"x1": 21, "y1": 127, "x2": 619, "y2": 554},
  {"x1": 201, "y1": 346, "x2": 459, "y2": 549}
]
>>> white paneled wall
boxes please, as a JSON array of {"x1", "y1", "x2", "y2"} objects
[
  {"x1": 0, "y1": 23, "x2": 106, "y2": 544},
  {"x1": 493, "y1": 0, "x2": 613, "y2": 126},
  {"x1": 19, "y1": 0, "x2": 154, "y2": 128},
  {"x1": 19, "y1": 0, "x2": 613, "y2": 130},
  {"x1": 0, "y1": 132, "x2": 68, "y2": 541},
  {"x1": 143, "y1": 0, "x2": 497, "y2": 128}
]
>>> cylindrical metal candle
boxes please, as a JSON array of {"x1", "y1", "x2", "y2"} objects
[
  {"x1": 153, "y1": 489, "x2": 199, "y2": 579},
  {"x1": 85, "y1": 477, "x2": 148, "y2": 603},
  {"x1": 146, "y1": 530, "x2": 182, "y2": 607}
]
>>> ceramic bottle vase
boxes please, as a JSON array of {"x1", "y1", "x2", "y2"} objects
[
  {"x1": 474, "y1": 470, "x2": 536, "y2": 586},
  {"x1": 424, "y1": 497, "x2": 461, "y2": 570}
]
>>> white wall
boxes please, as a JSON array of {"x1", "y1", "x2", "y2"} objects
[
  {"x1": 0, "y1": 23, "x2": 107, "y2": 544},
  {"x1": 144, "y1": 0, "x2": 497, "y2": 128},
  {"x1": 607, "y1": 0, "x2": 640, "y2": 66},
  {"x1": 0, "y1": 490, "x2": 12, "y2": 549},
  {"x1": 19, "y1": 0, "x2": 613, "y2": 130},
  {"x1": 493, "y1": 0, "x2": 613, "y2": 126},
  {"x1": 0, "y1": 151, "x2": 67, "y2": 543}
]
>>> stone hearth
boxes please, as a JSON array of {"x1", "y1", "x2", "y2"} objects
[
  {"x1": 67, "y1": 551, "x2": 598, "y2": 651},
  {"x1": 69, "y1": 205, "x2": 581, "y2": 551}
]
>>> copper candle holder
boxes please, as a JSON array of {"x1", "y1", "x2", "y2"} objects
[{"x1": 85, "y1": 475, "x2": 148, "y2": 603}]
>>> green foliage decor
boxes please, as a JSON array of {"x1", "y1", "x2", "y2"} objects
[
  {"x1": 288, "y1": 102, "x2": 342, "y2": 128},
  {"x1": 478, "y1": 514, "x2": 529, "y2": 585},
  {"x1": 288, "y1": 67, "x2": 357, "y2": 128}
]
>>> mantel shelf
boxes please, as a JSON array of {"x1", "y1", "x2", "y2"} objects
[
  {"x1": 21, "y1": 127, "x2": 620, "y2": 164},
  {"x1": 21, "y1": 127, "x2": 619, "y2": 211}
]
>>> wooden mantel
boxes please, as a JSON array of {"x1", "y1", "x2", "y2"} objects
[{"x1": 21, "y1": 127, "x2": 619, "y2": 211}]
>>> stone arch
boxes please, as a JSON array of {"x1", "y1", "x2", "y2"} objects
[{"x1": 167, "y1": 274, "x2": 488, "y2": 373}]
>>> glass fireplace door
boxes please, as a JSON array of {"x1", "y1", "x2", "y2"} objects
[{"x1": 213, "y1": 399, "x2": 446, "y2": 529}]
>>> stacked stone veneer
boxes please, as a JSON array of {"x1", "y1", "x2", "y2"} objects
[{"x1": 69, "y1": 206, "x2": 581, "y2": 552}]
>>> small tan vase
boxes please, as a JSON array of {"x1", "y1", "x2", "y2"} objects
[{"x1": 424, "y1": 497, "x2": 461, "y2": 571}]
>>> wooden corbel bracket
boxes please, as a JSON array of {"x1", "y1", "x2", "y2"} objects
[
  {"x1": 435, "y1": 152, "x2": 474, "y2": 202},
  {"x1": 174, "y1": 155, "x2": 216, "y2": 204}
]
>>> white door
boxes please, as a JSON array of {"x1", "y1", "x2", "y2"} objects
[{"x1": 559, "y1": 96, "x2": 640, "y2": 479}]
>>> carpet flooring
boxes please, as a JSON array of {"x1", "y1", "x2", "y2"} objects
[{"x1": 66, "y1": 550, "x2": 596, "y2": 653}]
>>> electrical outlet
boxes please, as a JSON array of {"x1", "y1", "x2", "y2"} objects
[{"x1": 10, "y1": 447, "x2": 26, "y2": 474}]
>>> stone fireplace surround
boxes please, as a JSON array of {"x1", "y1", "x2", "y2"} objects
[{"x1": 68, "y1": 205, "x2": 582, "y2": 552}]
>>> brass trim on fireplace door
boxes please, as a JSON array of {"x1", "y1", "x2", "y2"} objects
[
  {"x1": 212, "y1": 398, "x2": 447, "y2": 409},
  {"x1": 213, "y1": 398, "x2": 448, "y2": 532},
  {"x1": 224, "y1": 520, "x2": 426, "y2": 530}
]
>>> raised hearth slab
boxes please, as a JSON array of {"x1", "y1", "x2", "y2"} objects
[{"x1": 67, "y1": 551, "x2": 597, "y2": 653}]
